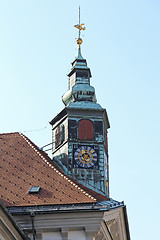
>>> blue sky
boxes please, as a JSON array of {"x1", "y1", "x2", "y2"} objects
[{"x1": 0, "y1": 1, "x2": 160, "y2": 239}]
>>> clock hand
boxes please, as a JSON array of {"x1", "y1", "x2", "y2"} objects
[{"x1": 81, "y1": 149, "x2": 86, "y2": 154}]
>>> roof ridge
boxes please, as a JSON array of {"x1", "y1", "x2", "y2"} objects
[
  {"x1": 0, "y1": 132, "x2": 19, "y2": 136},
  {"x1": 19, "y1": 133, "x2": 97, "y2": 202}
]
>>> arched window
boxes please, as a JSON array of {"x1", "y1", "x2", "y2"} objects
[{"x1": 78, "y1": 119, "x2": 93, "y2": 140}]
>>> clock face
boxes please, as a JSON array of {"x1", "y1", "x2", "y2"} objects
[{"x1": 73, "y1": 145, "x2": 99, "y2": 169}]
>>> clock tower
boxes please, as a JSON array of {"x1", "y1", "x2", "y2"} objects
[{"x1": 50, "y1": 23, "x2": 110, "y2": 196}]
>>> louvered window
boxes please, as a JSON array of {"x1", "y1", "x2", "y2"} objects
[
  {"x1": 78, "y1": 119, "x2": 93, "y2": 140},
  {"x1": 55, "y1": 125, "x2": 64, "y2": 148},
  {"x1": 68, "y1": 120, "x2": 77, "y2": 140}
]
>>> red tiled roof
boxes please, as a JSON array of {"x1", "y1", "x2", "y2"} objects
[{"x1": 0, "y1": 132, "x2": 108, "y2": 207}]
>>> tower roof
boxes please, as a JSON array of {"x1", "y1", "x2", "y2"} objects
[
  {"x1": 62, "y1": 10, "x2": 102, "y2": 107},
  {"x1": 68, "y1": 48, "x2": 91, "y2": 78}
]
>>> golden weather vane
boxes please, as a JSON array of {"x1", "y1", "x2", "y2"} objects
[{"x1": 74, "y1": 6, "x2": 86, "y2": 49}]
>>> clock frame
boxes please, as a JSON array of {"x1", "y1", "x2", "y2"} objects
[{"x1": 73, "y1": 144, "x2": 99, "y2": 169}]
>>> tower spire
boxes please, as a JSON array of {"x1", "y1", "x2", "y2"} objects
[
  {"x1": 74, "y1": 6, "x2": 86, "y2": 49},
  {"x1": 78, "y1": 6, "x2": 80, "y2": 39}
]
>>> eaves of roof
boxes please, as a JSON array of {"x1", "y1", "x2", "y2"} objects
[{"x1": 8, "y1": 199, "x2": 124, "y2": 216}]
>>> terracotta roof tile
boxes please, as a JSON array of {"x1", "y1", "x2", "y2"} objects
[{"x1": 0, "y1": 132, "x2": 108, "y2": 207}]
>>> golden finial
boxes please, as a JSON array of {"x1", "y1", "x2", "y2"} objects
[{"x1": 74, "y1": 7, "x2": 86, "y2": 49}]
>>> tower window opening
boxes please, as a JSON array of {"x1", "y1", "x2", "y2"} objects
[
  {"x1": 78, "y1": 119, "x2": 93, "y2": 140},
  {"x1": 76, "y1": 71, "x2": 88, "y2": 78},
  {"x1": 55, "y1": 125, "x2": 65, "y2": 148}
]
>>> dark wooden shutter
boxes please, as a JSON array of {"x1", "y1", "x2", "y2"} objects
[
  {"x1": 68, "y1": 120, "x2": 77, "y2": 140},
  {"x1": 79, "y1": 119, "x2": 93, "y2": 140},
  {"x1": 94, "y1": 121, "x2": 103, "y2": 135},
  {"x1": 55, "y1": 125, "x2": 64, "y2": 148}
]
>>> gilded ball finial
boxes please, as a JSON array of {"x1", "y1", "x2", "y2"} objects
[{"x1": 77, "y1": 38, "x2": 83, "y2": 48}]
